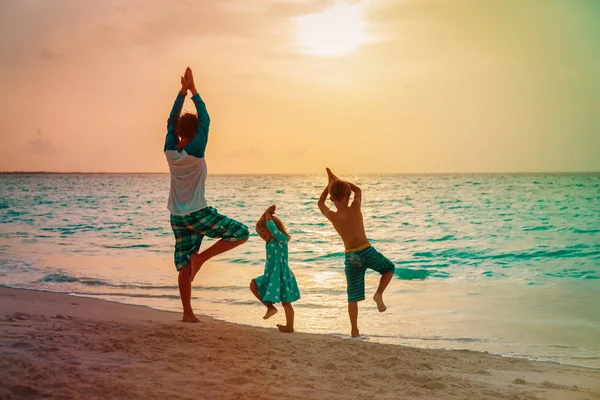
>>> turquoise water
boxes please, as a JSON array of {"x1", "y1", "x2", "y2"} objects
[{"x1": 0, "y1": 173, "x2": 599, "y2": 368}]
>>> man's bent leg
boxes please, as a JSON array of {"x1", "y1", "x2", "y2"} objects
[{"x1": 190, "y1": 237, "x2": 248, "y2": 281}]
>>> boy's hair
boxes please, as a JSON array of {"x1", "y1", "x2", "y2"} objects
[
  {"x1": 176, "y1": 112, "x2": 198, "y2": 141},
  {"x1": 256, "y1": 215, "x2": 291, "y2": 240},
  {"x1": 329, "y1": 180, "x2": 351, "y2": 202}
]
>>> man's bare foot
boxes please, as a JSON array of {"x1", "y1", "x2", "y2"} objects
[
  {"x1": 351, "y1": 329, "x2": 360, "y2": 338},
  {"x1": 263, "y1": 306, "x2": 278, "y2": 320},
  {"x1": 189, "y1": 253, "x2": 207, "y2": 282},
  {"x1": 277, "y1": 324, "x2": 294, "y2": 333},
  {"x1": 373, "y1": 293, "x2": 387, "y2": 312},
  {"x1": 181, "y1": 313, "x2": 200, "y2": 323}
]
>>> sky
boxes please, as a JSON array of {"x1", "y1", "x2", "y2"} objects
[{"x1": 0, "y1": 0, "x2": 599, "y2": 174}]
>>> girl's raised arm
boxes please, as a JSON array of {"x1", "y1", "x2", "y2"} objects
[{"x1": 266, "y1": 220, "x2": 289, "y2": 243}]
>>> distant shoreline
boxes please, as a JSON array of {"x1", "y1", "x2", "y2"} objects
[{"x1": 1, "y1": 171, "x2": 599, "y2": 176}]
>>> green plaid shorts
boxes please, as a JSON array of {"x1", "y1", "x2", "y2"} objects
[{"x1": 170, "y1": 207, "x2": 249, "y2": 271}]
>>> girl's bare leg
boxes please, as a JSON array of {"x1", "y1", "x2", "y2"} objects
[
  {"x1": 277, "y1": 302, "x2": 294, "y2": 333},
  {"x1": 250, "y1": 279, "x2": 277, "y2": 319}
]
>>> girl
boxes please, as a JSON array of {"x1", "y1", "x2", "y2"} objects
[{"x1": 250, "y1": 204, "x2": 300, "y2": 333}]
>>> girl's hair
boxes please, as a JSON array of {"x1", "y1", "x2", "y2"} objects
[{"x1": 256, "y1": 215, "x2": 291, "y2": 240}]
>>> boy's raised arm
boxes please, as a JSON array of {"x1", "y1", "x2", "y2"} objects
[
  {"x1": 348, "y1": 182, "x2": 362, "y2": 207},
  {"x1": 184, "y1": 68, "x2": 211, "y2": 158},
  {"x1": 326, "y1": 167, "x2": 339, "y2": 184},
  {"x1": 318, "y1": 186, "x2": 335, "y2": 219}
]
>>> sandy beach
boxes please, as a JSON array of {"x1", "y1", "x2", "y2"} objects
[{"x1": 0, "y1": 286, "x2": 598, "y2": 400}]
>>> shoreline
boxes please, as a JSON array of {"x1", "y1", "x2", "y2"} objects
[
  {"x1": 2, "y1": 283, "x2": 599, "y2": 373},
  {"x1": 1, "y1": 286, "x2": 598, "y2": 399}
]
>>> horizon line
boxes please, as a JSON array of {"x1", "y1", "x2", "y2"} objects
[{"x1": 1, "y1": 170, "x2": 599, "y2": 175}]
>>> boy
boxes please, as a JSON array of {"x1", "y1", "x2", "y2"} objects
[
  {"x1": 165, "y1": 67, "x2": 249, "y2": 322},
  {"x1": 318, "y1": 168, "x2": 395, "y2": 337}
]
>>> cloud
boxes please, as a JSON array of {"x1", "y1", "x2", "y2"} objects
[
  {"x1": 228, "y1": 148, "x2": 262, "y2": 158},
  {"x1": 285, "y1": 148, "x2": 307, "y2": 158},
  {"x1": 266, "y1": 0, "x2": 339, "y2": 18},
  {"x1": 28, "y1": 129, "x2": 56, "y2": 154},
  {"x1": 40, "y1": 47, "x2": 63, "y2": 59}
]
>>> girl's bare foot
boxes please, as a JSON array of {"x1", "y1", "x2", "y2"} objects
[
  {"x1": 190, "y1": 253, "x2": 207, "y2": 282},
  {"x1": 277, "y1": 324, "x2": 294, "y2": 333},
  {"x1": 181, "y1": 313, "x2": 200, "y2": 323},
  {"x1": 373, "y1": 293, "x2": 387, "y2": 312},
  {"x1": 263, "y1": 306, "x2": 278, "y2": 320},
  {"x1": 351, "y1": 328, "x2": 360, "y2": 338}
]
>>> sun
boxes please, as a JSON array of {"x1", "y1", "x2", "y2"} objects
[{"x1": 295, "y1": 2, "x2": 371, "y2": 56}]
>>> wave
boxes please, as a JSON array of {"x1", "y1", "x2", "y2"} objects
[
  {"x1": 103, "y1": 244, "x2": 152, "y2": 249},
  {"x1": 413, "y1": 246, "x2": 599, "y2": 262},
  {"x1": 389, "y1": 259, "x2": 450, "y2": 269},
  {"x1": 225, "y1": 258, "x2": 255, "y2": 265},
  {"x1": 302, "y1": 252, "x2": 345, "y2": 262},
  {"x1": 75, "y1": 292, "x2": 181, "y2": 300},
  {"x1": 489, "y1": 248, "x2": 599, "y2": 261},
  {"x1": 523, "y1": 225, "x2": 554, "y2": 232},
  {"x1": 40, "y1": 225, "x2": 98, "y2": 234},
  {"x1": 38, "y1": 273, "x2": 107, "y2": 286},
  {"x1": 394, "y1": 268, "x2": 433, "y2": 280},
  {"x1": 36, "y1": 272, "x2": 248, "y2": 291},
  {"x1": 368, "y1": 333, "x2": 487, "y2": 343},
  {"x1": 293, "y1": 303, "x2": 335, "y2": 309},
  {"x1": 202, "y1": 298, "x2": 257, "y2": 306},
  {"x1": 544, "y1": 270, "x2": 599, "y2": 280},
  {"x1": 570, "y1": 228, "x2": 600, "y2": 234},
  {"x1": 427, "y1": 235, "x2": 456, "y2": 242}
]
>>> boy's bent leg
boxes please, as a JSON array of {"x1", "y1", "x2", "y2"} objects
[
  {"x1": 365, "y1": 247, "x2": 395, "y2": 312},
  {"x1": 373, "y1": 272, "x2": 393, "y2": 312},
  {"x1": 348, "y1": 302, "x2": 360, "y2": 337},
  {"x1": 191, "y1": 237, "x2": 248, "y2": 281},
  {"x1": 178, "y1": 264, "x2": 199, "y2": 322}
]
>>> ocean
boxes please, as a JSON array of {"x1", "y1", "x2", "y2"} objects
[{"x1": 1, "y1": 173, "x2": 599, "y2": 368}]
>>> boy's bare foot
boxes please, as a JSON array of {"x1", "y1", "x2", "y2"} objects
[
  {"x1": 181, "y1": 313, "x2": 200, "y2": 323},
  {"x1": 190, "y1": 253, "x2": 207, "y2": 282},
  {"x1": 373, "y1": 293, "x2": 387, "y2": 312},
  {"x1": 277, "y1": 324, "x2": 294, "y2": 333},
  {"x1": 263, "y1": 307, "x2": 278, "y2": 320},
  {"x1": 351, "y1": 329, "x2": 360, "y2": 338}
]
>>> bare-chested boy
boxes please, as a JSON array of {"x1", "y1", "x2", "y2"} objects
[{"x1": 318, "y1": 168, "x2": 395, "y2": 337}]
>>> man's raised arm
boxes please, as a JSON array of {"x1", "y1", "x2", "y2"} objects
[
  {"x1": 184, "y1": 68, "x2": 211, "y2": 158},
  {"x1": 164, "y1": 74, "x2": 188, "y2": 152}
]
